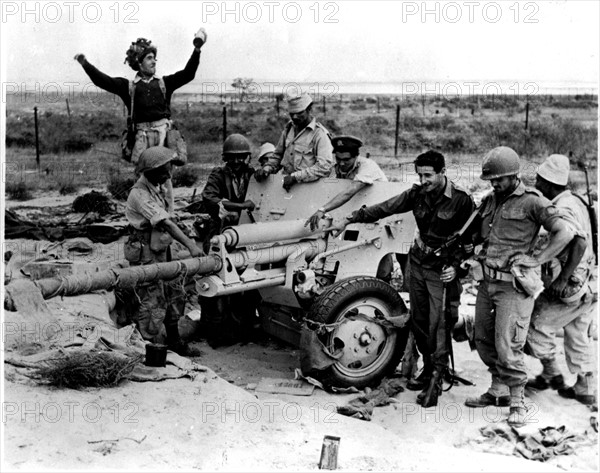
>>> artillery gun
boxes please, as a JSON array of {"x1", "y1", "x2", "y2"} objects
[{"x1": 5, "y1": 175, "x2": 418, "y2": 389}]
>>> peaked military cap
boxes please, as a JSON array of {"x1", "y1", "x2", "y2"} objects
[{"x1": 332, "y1": 135, "x2": 363, "y2": 152}]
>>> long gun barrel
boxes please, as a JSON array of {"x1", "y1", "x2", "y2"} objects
[{"x1": 5, "y1": 255, "x2": 222, "y2": 310}]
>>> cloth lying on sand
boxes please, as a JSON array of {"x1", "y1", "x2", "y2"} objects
[
  {"x1": 461, "y1": 422, "x2": 597, "y2": 462},
  {"x1": 336, "y1": 378, "x2": 404, "y2": 421}
]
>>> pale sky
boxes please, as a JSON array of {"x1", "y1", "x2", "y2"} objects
[{"x1": 1, "y1": 0, "x2": 599, "y2": 94}]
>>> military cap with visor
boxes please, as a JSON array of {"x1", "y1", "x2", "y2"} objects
[{"x1": 332, "y1": 135, "x2": 363, "y2": 153}]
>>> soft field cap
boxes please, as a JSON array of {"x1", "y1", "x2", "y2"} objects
[
  {"x1": 537, "y1": 154, "x2": 570, "y2": 186},
  {"x1": 258, "y1": 142, "x2": 275, "y2": 159},
  {"x1": 136, "y1": 146, "x2": 176, "y2": 174},
  {"x1": 287, "y1": 93, "x2": 312, "y2": 113}
]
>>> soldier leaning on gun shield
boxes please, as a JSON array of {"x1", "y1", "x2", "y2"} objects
[
  {"x1": 333, "y1": 150, "x2": 475, "y2": 408},
  {"x1": 254, "y1": 92, "x2": 334, "y2": 191}
]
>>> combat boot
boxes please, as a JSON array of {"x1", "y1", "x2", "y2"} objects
[
  {"x1": 406, "y1": 364, "x2": 432, "y2": 391},
  {"x1": 507, "y1": 385, "x2": 529, "y2": 427},
  {"x1": 526, "y1": 358, "x2": 565, "y2": 390},
  {"x1": 465, "y1": 376, "x2": 510, "y2": 407},
  {"x1": 558, "y1": 372, "x2": 597, "y2": 405}
]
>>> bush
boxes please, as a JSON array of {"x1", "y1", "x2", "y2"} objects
[
  {"x1": 105, "y1": 165, "x2": 135, "y2": 201},
  {"x1": 6, "y1": 180, "x2": 32, "y2": 200},
  {"x1": 172, "y1": 165, "x2": 200, "y2": 187}
]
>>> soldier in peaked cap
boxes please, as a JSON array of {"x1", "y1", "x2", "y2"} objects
[
  {"x1": 305, "y1": 135, "x2": 387, "y2": 231},
  {"x1": 254, "y1": 92, "x2": 334, "y2": 191}
]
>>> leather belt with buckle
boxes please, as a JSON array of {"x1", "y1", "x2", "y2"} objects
[
  {"x1": 414, "y1": 236, "x2": 435, "y2": 254},
  {"x1": 483, "y1": 265, "x2": 513, "y2": 282}
]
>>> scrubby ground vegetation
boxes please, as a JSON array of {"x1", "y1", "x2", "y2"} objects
[{"x1": 5, "y1": 92, "x2": 597, "y2": 199}]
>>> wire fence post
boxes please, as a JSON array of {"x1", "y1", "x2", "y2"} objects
[
  {"x1": 524, "y1": 101, "x2": 530, "y2": 130},
  {"x1": 394, "y1": 104, "x2": 400, "y2": 158},
  {"x1": 34, "y1": 106, "x2": 41, "y2": 171},
  {"x1": 322, "y1": 96, "x2": 326, "y2": 116},
  {"x1": 222, "y1": 106, "x2": 227, "y2": 143}
]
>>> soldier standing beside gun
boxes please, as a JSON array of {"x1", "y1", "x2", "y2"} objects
[
  {"x1": 74, "y1": 29, "x2": 207, "y2": 165},
  {"x1": 525, "y1": 154, "x2": 597, "y2": 405},
  {"x1": 124, "y1": 147, "x2": 203, "y2": 355},
  {"x1": 334, "y1": 150, "x2": 475, "y2": 407},
  {"x1": 465, "y1": 147, "x2": 574, "y2": 427},
  {"x1": 254, "y1": 92, "x2": 334, "y2": 191}
]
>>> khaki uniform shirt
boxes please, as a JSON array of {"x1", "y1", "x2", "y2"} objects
[
  {"x1": 267, "y1": 118, "x2": 334, "y2": 182},
  {"x1": 477, "y1": 182, "x2": 561, "y2": 271},
  {"x1": 333, "y1": 156, "x2": 388, "y2": 184},
  {"x1": 126, "y1": 175, "x2": 173, "y2": 230},
  {"x1": 537, "y1": 190, "x2": 595, "y2": 285}
]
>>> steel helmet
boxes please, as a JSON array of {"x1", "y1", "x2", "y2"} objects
[
  {"x1": 480, "y1": 146, "x2": 520, "y2": 180},
  {"x1": 222, "y1": 134, "x2": 251, "y2": 157},
  {"x1": 135, "y1": 146, "x2": 176, "y2": 175}
]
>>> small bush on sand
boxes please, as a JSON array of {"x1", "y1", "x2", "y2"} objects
[{"x1": 34, "y1": 350, "x2": 142, "y2": 389}]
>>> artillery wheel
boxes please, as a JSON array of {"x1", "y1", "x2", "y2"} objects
[{"x1": 307, "y1": 276, "x2": 409, "y2": 389}]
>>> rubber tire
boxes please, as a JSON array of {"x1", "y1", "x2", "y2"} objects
[{"x1": 307, "y1": 276, "x2": 409, "y2": 389}]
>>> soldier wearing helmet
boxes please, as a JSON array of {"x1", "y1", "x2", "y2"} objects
[
  {"x1": 197, "y1": 134, "x2": 259, "y2": 347},
  {"x1": 124, "y1": 146, "x2": 203, "y2": 355},
  {"x1": 74, "y1": 28, "x2": 207, "y2": 165},
  {"x1": 200, "y1": 134, "x2": 256, "y2": 239},
  {"x1": 254, "y1": 92, "x2": 334, "y2": 191},
  {"x1": 464, "y1": 146, "x2": 574, "y2": 427}
]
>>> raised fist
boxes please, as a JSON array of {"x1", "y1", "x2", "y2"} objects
[{"x1": 73, "y1": 53, "x2": 86, "y2": 64}]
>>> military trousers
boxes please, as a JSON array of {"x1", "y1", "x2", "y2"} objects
[
  {"x1": 527, "y1": 287, "x2": 596, "y2": 374},
  {"x1": 474, "y1": 276, "x2": 534, "y2": 387},
  {"x1": 409, "y1": 261, "x2": 460, "y2": 370},
  {"x1": 125, "y1": 241, "x2": 187, "y2": 343}
]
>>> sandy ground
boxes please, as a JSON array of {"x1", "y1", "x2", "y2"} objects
[{"x1": 3, "y1": 188, "x2": 599, "y2": 472}]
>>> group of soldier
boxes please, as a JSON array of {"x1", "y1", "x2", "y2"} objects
[{"x1": 75, "y1": 31, "x2": 597, "y2": 428}]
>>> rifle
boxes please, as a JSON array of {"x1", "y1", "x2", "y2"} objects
[
  {"x1": 583, "y1": 165, "x2": 598, "y2": 264},
  {"x1": 420, "y1": 277, "x2": 473, "y2": 407}
]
